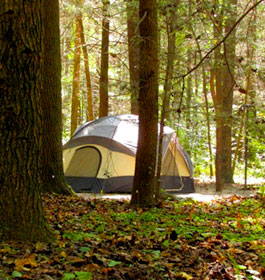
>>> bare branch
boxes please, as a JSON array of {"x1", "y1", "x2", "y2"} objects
[{"x1": 177, "y1": 0, "x2": 264, "y2": 79}]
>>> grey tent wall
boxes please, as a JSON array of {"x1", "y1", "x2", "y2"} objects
[{"x1": 65, "y1": 175, "x2": 194, "y2": 194}]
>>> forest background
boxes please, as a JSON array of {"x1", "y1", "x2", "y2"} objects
[
  {"x1": 0, "y1": 1, "x2": 264, "y2": 278},
  {"x1": 60, "y1": 0, "x2": 265, "y2": 188}
]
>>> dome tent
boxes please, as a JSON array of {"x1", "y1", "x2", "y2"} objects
[{"x1": 63, "y1": 114, "x2": 194, "y2": 193}]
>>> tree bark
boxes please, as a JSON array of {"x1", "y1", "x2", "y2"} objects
[
  {"x1": 163, "y1": 3, "x2": 177, "y2": 122},
  {"x1": 155, "y1": 1, "x2": 178, "y2": 198},
  {"x1": 70, "y1": 15, "x2": 82, "y2": 136},
  {"x1": 42, "y1": 0, "x2": 73, "y2": 194},
  {"x1": 220, "y1": 0, "x2": 237, "y2": 184},
  {"x1": 126, "y1": 0, "x2": 140, "y2": 115},
  {"x1": 232, "y1": 10, "x2": 256, "y2": 175},
  {"x1": 0, "y1": 1, "x2": 54, "y2": 242},
  {"x1": 202, "y1": 69, "x2": 214, "y2": 178},
  {"x1": 186, "y1": 49, "x2": 192, "y2": 153},
  {"x1": 131, "y1": 0, "x2": 158, "y2": 207},
  {"x1": 213, "y1": 0, "x2": 237, "y2": 191},
  {"x1": 99, "y1": 0, "x2": 110, "y2": 118},
  {"x1": 185, "y1": 0, "x2": 193, "y2": 154},
  {"x1": 213, "y1": 2, "x2": 224, "y2": 192},
  {"x1": 77, "y1": 14, "x2": 94, "y2": 121},
  {"x1": 192, "y1": 27, "x2": 214, "y2": 179}
]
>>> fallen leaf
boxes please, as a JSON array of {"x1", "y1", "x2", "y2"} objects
[
  {"x1": 108, "y1": 260, "x2": 122, "y2": 267},
  {"x1": 175, "y1": 271, "x2": 193, "y2": 279},
  {"x1": 14, "y1": 254, "x2": 38, "y2": 271}
]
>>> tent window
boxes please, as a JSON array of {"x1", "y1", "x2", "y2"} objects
[{"x1": 65, "y1": 146, "x2": 101, "y2": 177}]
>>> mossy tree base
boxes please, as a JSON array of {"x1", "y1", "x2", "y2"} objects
[{"x1": 0, "y1": 223, "x2": 55, "y2": 243}]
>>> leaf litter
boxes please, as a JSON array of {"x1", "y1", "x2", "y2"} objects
[{"x1": 0, "y1": 193, "x2": 264, "y2": 279}]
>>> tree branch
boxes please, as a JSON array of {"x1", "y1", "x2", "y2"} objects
[{"x1": 177, "y1": 0, "x2": 264, "y2": 79}]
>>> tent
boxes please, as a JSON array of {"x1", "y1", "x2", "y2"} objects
[{"x1": 63, "y1": 114, "x2": 194, "y2": 193}]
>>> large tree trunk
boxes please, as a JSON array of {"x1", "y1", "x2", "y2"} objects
[
  {"x1": 0, "y1": 1, "x2": 54, "y2": 242},
  {"x1": 126, "y1": 0, "x2": 139, "y2": 115},
  {"x1": 99, "y1": 0, "x2": 110, "y2": 118},
  {"x1": 70, "y1": 15, "x2": 82, "y2": 136},
  {"x1": 42, "y1": 0, "x2": 73, "y2": 195},
  {"x1": 131, "y1": 0, "x2": 158, "y2": 207}
]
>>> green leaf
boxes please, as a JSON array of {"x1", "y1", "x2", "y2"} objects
[
  {"x1": 143, "y1": 249, "x2": 161, "y2": 259},
  {"x1": 201, "y1": 232, "x2": 213, "y2": 237},
  {"x1": 62, "y1": 273, "x2": 76, "y2": 280},
  {"x1": 75, "y1": 271, "x2": 92, "y2": 280},
  {"x1": 152, "y1": 250, "x2": 161, "y2": 259},
  {"x1": 63, "y1": 232, "x2": 84, "y2": 241},
  {"x1": 162, "y1": 239, "x2": 170, "y2": 247},
  {"x1": 108, "y1": 260, "x2": 121, "y2": 267},
  {"x1": 79, "y1": 247, "x2": 90, "y2": 253},
  {"x1": 95, "y1": 224, "x2": 105, "y2": 233},
  {"x1": 12, "y1": 271, "x2": 22, "y2": 278},
  {"x1": 235, "y1": 264, "x2": 247, "y2": 270}
]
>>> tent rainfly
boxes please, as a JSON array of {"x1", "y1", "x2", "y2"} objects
[{"x1": 63, "y1": 114, "x2": 194, "y2": 193}]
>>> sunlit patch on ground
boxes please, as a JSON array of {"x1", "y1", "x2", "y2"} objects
[{"x1": 78, "y1": 176, "x2": 263, "y2": 202}]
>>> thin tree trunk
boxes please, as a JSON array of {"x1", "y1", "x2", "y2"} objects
[
  {"x1": 232, "y1": 9, "x2": 256, "y2": 175},
  {"x1": 64, "y1": 36, "x2": 72, "y2": 76},
  {"x1": 185, "y1": 0, "x2": 193, "y2": 154},
  {"x1": 192, "y1": 52, "x2": 199, "y2": 163},
  {"x1": 155, "y1": 1, "x2": 178, "y2": 198},
  {"x1": 221, "y1": 0, "x2": 237, "y2": 183},
  {"x1": 214, "y1": 0, "x2": 237, "y2": 191},
  {"x1": 232, "y1": 103, "x2": 246, "y2": 175},
  {"x1": 42, "y1": 0, "x2": 73, "y2": 194},
  {"x1": 212, "y1": 1, "x2": 224, "y2": 192},
  {"x1": 186, "y1": 49, "x2": 192, "y2": 153},
  {"x1": 203, "y1": 71, "x2": 214, "y2": 179},
  {"x1": 99, "y1": 0, "x2": 110, "y2": 118},
  {"x1": 70, "y1": 15, "x2": 82, "y2": 136},
  {"x1": 127, "y1": 0, "x2": 140, "y2": 115},
  {"x1": 77, "y1": 15, "x2": 94, "y2": 121},
  {"x1": 0, "y1": 1, "x2": 54, "y2": 242},
  {"x1": 163, "y1": 4, "x2": 177, "y2": 122},
  {"x1": 210, "y1": 69, "x2": 216, "y2": 104},
  {"x1": 232, "y1": 72, "x2": 251, "y2": 174},
  {"x1": 131, "y1": 0, "x2": 158, "y2": 207},
  {"x1": 192, "y1": 27, "x2": 214, "y2": 178}
]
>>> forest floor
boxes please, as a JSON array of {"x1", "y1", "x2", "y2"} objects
[
  {"x1": 0, "y1": 179, "x2": 264, "y2": 280},
  {"x1": 80, "y1": 176, "x2": 264, "y2": 202}
]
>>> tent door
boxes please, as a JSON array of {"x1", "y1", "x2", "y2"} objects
[{"x1": 65, "y1": 146, "x2": 101, "y2": 191}]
